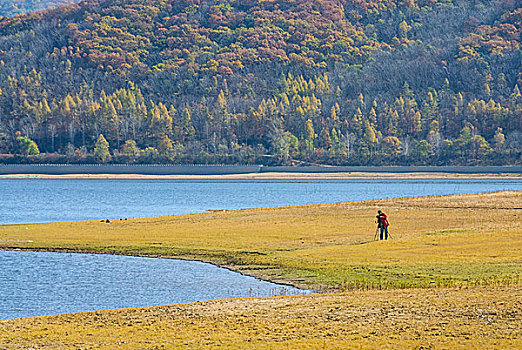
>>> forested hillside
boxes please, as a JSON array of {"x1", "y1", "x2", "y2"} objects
[
  {"x1": 0, "y1": 1, "x2": 77, "y2": 17},
  {"x1": 0, "y1": 0, "x2": 520, "y2": 165}
]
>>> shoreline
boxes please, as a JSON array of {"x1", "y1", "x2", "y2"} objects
[
  {"x1": 1, "y1": 171, "x2": 521, "y2": 179},
  {"x1": 2, "y1": 285, "x2": 520, "y2": 348},
  {"x1": 1, "y1": 191, "x2": 520, "y2": 292},
  {"x1": 1, "y1": 192, "x2": 521, "y2": 348},
  {"x1": 0, "y1": 246, "x2": 312, "y2": 292}
]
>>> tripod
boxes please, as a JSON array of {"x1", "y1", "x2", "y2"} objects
[{"x1": 374, "y1": 225, "x2": 392, "y2": 240}]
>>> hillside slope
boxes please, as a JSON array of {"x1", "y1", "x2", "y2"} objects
[
  {"x1": 0, "y1": 0, "x2": 520, "y2": 165},
  {"x1": 0, "y1": 0, "x2": 77, "y2": 17}
]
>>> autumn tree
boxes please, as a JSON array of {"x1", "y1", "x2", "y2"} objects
[{"x1": 94, "y1": 134, "x2": 111, "y2": 163}]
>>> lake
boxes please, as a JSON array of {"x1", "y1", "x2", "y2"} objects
[
  {"x1": 1, "y1": 178, "x2": 522, "y2": 225},
  {"x1": 1, "y1": 178, "x2": 521, "y2": 319},
  {"x1": 0, "y1": 250, "x2": 307, "y2": 319}
]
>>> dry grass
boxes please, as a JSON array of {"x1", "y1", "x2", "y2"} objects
[
  {"x1": 0, "y1": 191, "x2": 520, "y2": 290},
  {"x1": 0, "y1": 191, "x2": 521, "y2": 348},
  {"x1": 1, "y1": 286, "x2": 520, "y2": 349}
]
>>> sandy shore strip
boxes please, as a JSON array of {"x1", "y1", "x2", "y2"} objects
[{"x1": 1, "y1": 171, "x2": 521, "y2": 179}]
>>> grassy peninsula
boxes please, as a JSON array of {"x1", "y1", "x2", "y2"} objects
[
  {"x1": 1, "y1": 191, "x2": 520, "y2": 290},
  {"x1": 0, "y1": 191, "x2": 521, "y2": 348}
]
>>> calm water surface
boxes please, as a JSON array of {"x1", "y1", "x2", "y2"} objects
[
  {"x1": 1, "y1": 178, "x2": 521, "y2": 319},
  {"x1": 0, "y1": 250, "x2": 307, "y2": 319},
  {"x1": 1, "y1": 178, "x2": 521, "y2": 224}
]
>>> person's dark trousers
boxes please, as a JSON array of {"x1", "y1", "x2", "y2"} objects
[{"x1": 380, "y1": 226, "x2": 389, "y2": 240}]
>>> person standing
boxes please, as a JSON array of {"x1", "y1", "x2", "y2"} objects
[{"x1": 376, "y1": 210, "x2": 389, "y2": 240}]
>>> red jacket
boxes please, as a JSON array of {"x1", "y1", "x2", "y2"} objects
[{"x1": 378, "y1": 213, "x2": 389, "y2": 227}]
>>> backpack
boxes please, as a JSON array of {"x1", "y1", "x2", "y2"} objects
[{"x1": 380, "y1": 213, "x2": 389, "y2": 227}]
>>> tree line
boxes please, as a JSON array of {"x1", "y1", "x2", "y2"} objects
[{"x1": 0, "y1": 0, "x2": 520, "y2": 165}]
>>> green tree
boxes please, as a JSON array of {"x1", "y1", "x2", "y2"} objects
[
  {"x1": 493, "y1": 127, "x2": 505, "y2": 150},
  {"x1": 470, "y1": 135, "x2": 492, "y2": 159},
  {"x1": 121, "y1": 139, "x2": 140, "y2": 163},
  {"x1": 16, "y1": 136, "x2": 40, "y2": 156},
  {"x1": 455, "y1": 126, "x2": 472, "y2": 156},
  {"x1": 410, "y1": 140, "x2": 432, "y2": 162},
  {"x1": 101, "y1": 98, "x2": 120, "y2": 145},
  {"x1": 328, "y1": 104, "x2": 340, "y2": 129},
  {"x1": 94, "y1": 134, "x2": 111, "y2": 163},
  {"x1": 302, "y1": 119, "x2": 316, "y2": 157},
  {"x1": 180, "y1": 107, "x2": 196, "y2": 143},
  {"x1": 424, "y1": 121, "x2": 441, "y2": 155},
  {"x1": 157, "y1": 134, "x2": 173, "y2": 159},
  {"x1": 363, "y1": 120, "x2": 378, "y2": 154},
  {"x1": 270, "y1": 130, "x2": 298, "y2": 162},
  {"x1": 141, "y1": 147, "x2": 159, "y2": 162},
  {"x1": 318, "y1": 127, "x2": 331, "y2": 150},
  {"x1": 329, "y1": 128, "x2": 343, "y2": 156},
  {"x1": 381, "y1": 136, "x2": 402, "y2": 156},
  {"x1": 351, "y1": 108, "x2": 364, "y2": 137},
  {"x1": 421, "y1": 91, "x2": 439, "y2": 134}
]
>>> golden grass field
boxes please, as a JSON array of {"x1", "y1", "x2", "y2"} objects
[
  {"x1": 0, "y1": 191, "x2": 521, "y2": 348},
  {"x1": 2, "y1": 286, "x2": 520, "y2": 349}
]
